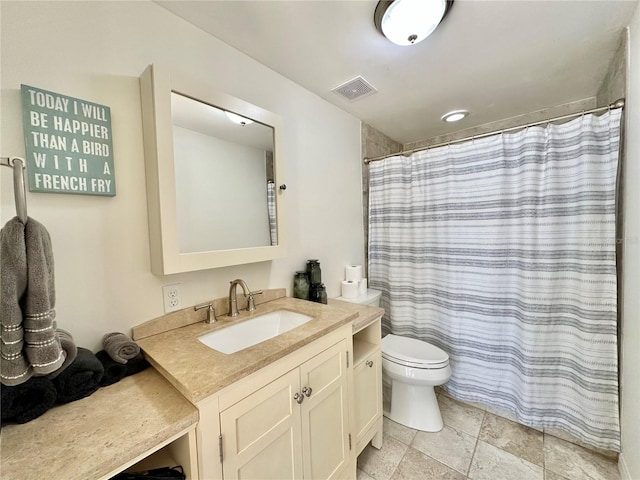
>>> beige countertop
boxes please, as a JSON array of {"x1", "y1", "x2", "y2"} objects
[
  {"x1": 137, "y1": 296, "x2": 384, "y2": 404},
  {"x1": 0, "y1": 296, "x2": 383, "y2": 480},
  {"x1": 0, "y1": 368, "x2": 198, "y2": 480},
  {"x1": 329, "y1": 298, "x2": 384, "y2": 333}
]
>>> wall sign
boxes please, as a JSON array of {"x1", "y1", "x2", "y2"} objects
[{"x1": 21, "y1": 84, "x2": 116, "y2": 196}]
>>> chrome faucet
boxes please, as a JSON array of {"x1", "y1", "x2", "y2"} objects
[
  {"x1": 228, "y1": 279, "x2": 263, "y2": 317},
  {"x1": 228, "y1": 279, "x2": 250, "y2": 317}
]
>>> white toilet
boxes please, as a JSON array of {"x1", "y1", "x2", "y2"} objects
[
  {"x1": 381, "y1": 334, "x2": 451, "y2": 432},
  {"x1": 335, "y1": 288, "x2": 452, "y2": 432}
]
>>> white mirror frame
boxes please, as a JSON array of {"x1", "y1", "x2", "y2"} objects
[{"x1": 140, "y1": 64, "x2": 286, "y2": 275}]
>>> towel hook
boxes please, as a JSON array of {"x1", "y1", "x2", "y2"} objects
[{"x1": 1, "y1": 156, "x2": 28, "y2": 223}]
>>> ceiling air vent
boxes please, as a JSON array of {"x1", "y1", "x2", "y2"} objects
[{"x1": 331, "y1": 76, "x2": 377, "y2": 102}]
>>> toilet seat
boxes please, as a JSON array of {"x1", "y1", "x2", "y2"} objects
[
  {"x1": 383, "y1": 354, "x2": 449, "y2": 369},
  {"x1": 382, "y1": 334, "x2": 449, "y2": 369}
]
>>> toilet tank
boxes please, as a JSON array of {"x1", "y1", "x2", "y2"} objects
[{"x1": 335, "y1": 289, "x2": 381, "y2": 307}]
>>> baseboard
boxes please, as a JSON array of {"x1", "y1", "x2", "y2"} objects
[{"x1": 619, "y1": 453, "x2": 633, "y2": 480}]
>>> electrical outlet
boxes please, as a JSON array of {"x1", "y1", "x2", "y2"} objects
[{"x1": 162, "y1": 284, "x2": 182, "y2": 313}]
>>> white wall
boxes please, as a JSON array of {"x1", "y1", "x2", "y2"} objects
[
  {"x1": 620, "y1": 3, "x2": 640, "y2": 479},
  {"x1": 0, "y1": 1, "x2": 364, "y2": 351},
  {"x1": 173, "y1": 126, "x2": 270, "y2": 252}
]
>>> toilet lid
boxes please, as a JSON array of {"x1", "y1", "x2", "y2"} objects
[{"x1": 382, "y1": 334, "x2": 449, "y2": 368}]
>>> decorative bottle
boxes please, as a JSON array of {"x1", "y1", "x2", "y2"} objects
[
  {"x1": 317, "y1": 283, "x2": 327, "y2": 304},
  {"x1": 309, "y1": 283, "x2": 319, "y2": 303},
  {"x1": 306, "y1": 259, "x2": 322, "y2": 285},
  {"x1": 309, "y1": 283, "x2": 328, "y2": 304},
  {"x1": 293, "y1": 271, "x2": 310, "y2": 300}
]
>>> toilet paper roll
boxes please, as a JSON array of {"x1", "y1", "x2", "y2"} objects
[
  {"x1": 341, "y1": 280, "x2": 359, "y2": 299},
  {"x1": 345, "y1": 265, "x2": 363, "y2": 282},
  {"x1": 358, "y1": 278, "x2": 367, "y2": 296}
]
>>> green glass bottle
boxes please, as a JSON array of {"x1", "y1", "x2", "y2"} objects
[
  {"x1": 306, "y1": 259, "x2": 322, "y2": 285},
  {"x1": 293, "y1": 271, "x2": 310, "y2": 300}
]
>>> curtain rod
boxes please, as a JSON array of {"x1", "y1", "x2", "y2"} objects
[{"x1": 363, "y1": 98, "x2": 625, "y2": 165}]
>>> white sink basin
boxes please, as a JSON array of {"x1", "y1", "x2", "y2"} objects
[{"x1": 198, "y1": 310, "x2": 314, "y2": 354}]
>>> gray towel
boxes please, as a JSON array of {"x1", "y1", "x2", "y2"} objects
[
  {"x1": 48, "y1": 328, "x2": 78, "y2": 379},
  {"x1": 103, "y1": 332, "x2": 140, "y2": 364},
  {"x1": 0, "y1": 217, "x2": 32, "y2": 386},
  {"x1": 23, "y1": 218, "x2": 65, "y2": 375}
]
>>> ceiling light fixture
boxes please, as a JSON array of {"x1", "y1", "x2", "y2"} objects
[
  {"x1": 441, "y1": 110, "x2": 469, "y2": 123},
  {"x1": 225, "y1": 111, "x2": 254, "y2": 126},
  {"x1": 374, "y1": 0, "x2": 453, "y2": 46}
]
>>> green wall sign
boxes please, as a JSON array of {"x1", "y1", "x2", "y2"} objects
[{"x1": 21, "y1": 84, "x2": 116, "y2": 196}]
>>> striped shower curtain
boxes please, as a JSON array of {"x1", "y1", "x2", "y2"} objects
[
  {"x1": 368, "y1": 109, "x2": 622, "y2": 451},
  {"x1": 267, "y1": 181, "x2": 277, "y2": 246}
]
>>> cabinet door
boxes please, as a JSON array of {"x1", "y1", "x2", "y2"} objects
[
  {"x1": 354, "y1": 349, "x2": 382, "y2": 443},
  {"x1": 220, "y1": 369, "x2": 302, "y2": 480},
  {"x1": 299, "y1": 339, "x2": 350, "y2": 480}
]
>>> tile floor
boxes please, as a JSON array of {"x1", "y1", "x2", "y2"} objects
[{"x1": 357, "y1": 394, "x2": 620, "y2": 480}]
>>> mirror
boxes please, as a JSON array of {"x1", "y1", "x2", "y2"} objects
[
  {"x1": 140, "y1": 64, "x2": 286, "y2": 274},
  {"x1": 171, "y1": 92, "x2": 277, "y2": 252}
]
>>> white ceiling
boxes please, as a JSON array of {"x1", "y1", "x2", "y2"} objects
[
  {"x1": 156, "y1": 0, "x2": 638, "y2": 145},
  {"x1": 172, "y1": 92, "x2": 274, "y2": 151}
]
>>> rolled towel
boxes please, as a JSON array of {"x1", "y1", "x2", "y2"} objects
[
  {"x1": 96, "y1": 350, "x2": 150, "y2": 387},
  {"x1": 52, "y1": 347, "x2": 104, "y2": 404},
  {"x1": 103, "y1": 332, "x2": 140, "y2": 364},
  {"x1": 1, "y1": 376, "x2": 57, "y2": 424},
  {"x1": 95, "y1": 350, "x2": 127, "y2": 386},
  {"x1": 123, "y1": 351, "x2": 150, "y2": 377},
  {"x1": 48, "y1": 328, "x2": 78, "y2": 379}
]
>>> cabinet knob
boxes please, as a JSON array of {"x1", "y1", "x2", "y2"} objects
[
  {"x1": 294, "y1": 392, "x2": 304, "y2": 404},
  {"x1": 302, "y1": 386, "x2": 313, "y2": 398},
  {"x1": 366, "y1": 360, "x2": 374, "y2": 368}
]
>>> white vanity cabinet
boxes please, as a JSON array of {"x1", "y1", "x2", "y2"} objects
[
  {"x1": 196, "y1": 325, "x2": 354, "y2": 480},
  {"x1": 352, "y1": 315, "x2": 383, "y2": 455}
]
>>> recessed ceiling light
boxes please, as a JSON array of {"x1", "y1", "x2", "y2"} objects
[
  {"x1": 441, "y1": 110, "x2": 468, "y2": 123},
  {"x1": 225, "y1": 111, "x2": 254, "y2": 126}
]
